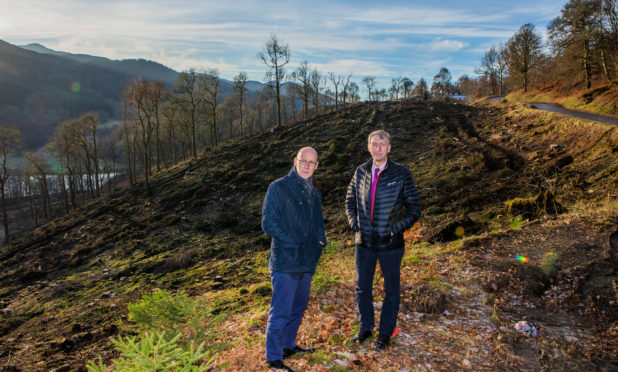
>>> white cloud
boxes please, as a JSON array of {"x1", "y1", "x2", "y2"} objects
[
  {"x1": 306, "y1": 59, "x2": 392, "y2": 77},
  {"x1": 0, "y1": 0, "x2": 568, "y2": 81},
  {"x1": 427, "y1": 39, "x2": 468, "y2": 52}
]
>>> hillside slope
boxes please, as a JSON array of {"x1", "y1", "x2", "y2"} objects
[
  {"x1": 505, "y1": 80, "x2": 618, "y2": 117},
  {"x1": 19, "y1": 43, "x2": 180, "y2": 87},
  {"x1": 0, "y1": 99, "x2": 616, "y2": 370},
  {"x1": 0, "y1": 40, "x2": 248, "y2": 149}
]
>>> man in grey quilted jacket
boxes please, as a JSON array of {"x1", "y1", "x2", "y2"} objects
[{"x1": 345, "y1": 130, "x2": 421, "y2": 350}]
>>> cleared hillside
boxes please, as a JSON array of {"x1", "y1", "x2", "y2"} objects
[{"x1": 0, "y1": 99, "x2": 616, "y2": 370}]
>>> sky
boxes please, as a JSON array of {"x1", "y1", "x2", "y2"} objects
[{"x1": 1, "y1": 0, "x2": 568, "y2": 92}]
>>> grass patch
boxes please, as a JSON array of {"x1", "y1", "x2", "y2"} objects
[
  {"x1": 510, "y1": 215, "x2": 526, "y2": 229},
  {"x1": 312, "y1": 272, "x2": 338, "y2": 293}
]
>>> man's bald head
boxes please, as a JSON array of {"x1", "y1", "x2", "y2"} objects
[
  {"x1": 294, "y1": 147, "x2": 319, "y2": 180},
  {"x1": 296, "y1": 147, "x2": 318, "y2": 160}
]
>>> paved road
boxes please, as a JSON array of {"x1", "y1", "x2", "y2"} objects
[
  {"x1": 528, "y1": 103, "x2": 618, "y2": 126},
  {"x1": 486, "y1": 97, "x2": 618, "y2": 126}
]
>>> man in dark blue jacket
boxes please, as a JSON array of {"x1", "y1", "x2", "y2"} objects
[
  {"x1": 262, "y1": 147, "x2": 327, "y2": 371},
  {"x1": 346, "y1": 130, "x2": 421, "y2": 350}
]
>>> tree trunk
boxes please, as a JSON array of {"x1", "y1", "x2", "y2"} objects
[
  {"x1": 30, "y1": 191, "x2": 38, "y2": 227},
  {"x1": 239, "y1": 95, "x2": 244, "y2": 137},
  {"x1": 59, "y1": 173, "x2": 69, "y2": 213},
  {"x1": 601, "y1": 48, "x2": 611, "y2": 82},
  {"x1": 1, "y1": 182, "x2": 9, "y2": 245},
  {"x1": 80, "y1": 175, "x2": 86, "y2": 204},
  {"x1": 583, "y1": 41, "x2": 591, "y2": 89},
  {"x1": 42, "y1": 177, "x2": 52, "y2": 219}
]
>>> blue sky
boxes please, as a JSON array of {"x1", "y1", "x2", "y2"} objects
[{"x1": 1, "y1": 0, "x2": 567, "y2": 91}]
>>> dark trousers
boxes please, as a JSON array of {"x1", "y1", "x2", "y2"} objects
[
  {"x1": 265, "y1": 272, "x2": 312, "y2": 361},
  {"x1": 355, "y1": 245, "x2": 404, "y2": 336}
]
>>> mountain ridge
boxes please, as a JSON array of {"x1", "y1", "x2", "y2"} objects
[{"x1": 0, "y1": 40, "x2": 271, "y2": 150}]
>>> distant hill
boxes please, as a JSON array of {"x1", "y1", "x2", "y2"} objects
[
  {"x1": 0, "y1": 40, "x2": 268, "y2": 150},
  {"x1": 19, "y1": 43, "x2": 179, "y2": 86}
]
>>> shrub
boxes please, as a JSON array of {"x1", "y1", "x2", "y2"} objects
[
  {"x1": 86, "y1": 331, "x2": 211, "y2": 371},
  {"x1": 128, "y1": 289, "x2": 197, "y2": 332},
  {"x1": 504, "y1": 187, "x2": 564, "y2": 218},
  {"x1": 408, "y1": 283, "x2": 448, "y2": 313}
]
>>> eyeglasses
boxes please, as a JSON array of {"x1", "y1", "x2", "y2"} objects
[{"x1": 298, "y1": 159, "x2": 318, "y2": 168}]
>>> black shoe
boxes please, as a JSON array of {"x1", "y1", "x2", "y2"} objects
[
  {"x1": 283, "y1": 345, "x2": 316, "y2": 358},
  {"x1": 350, "y1": 330, "x2": 373, "y2": 344},
  {"x1": 267, "y1": 359, "x2": 294, "y2": 371},
  {"x1": 375, "y1": 333, "x2": 391, "y2": 350}
]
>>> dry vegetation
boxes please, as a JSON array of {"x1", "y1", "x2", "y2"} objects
[
  {"x1": 505, "y1": 80, "x2": 618, "y2": 116},
  {"x1": 0, "y1": 98, "x2": 616, "y2": 371}
]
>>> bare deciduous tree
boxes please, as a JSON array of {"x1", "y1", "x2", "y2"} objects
[
  {"x1": 432, "y1": 67, "x2": 453, "y2": 100},
  {"x1": 0, "y1": 125, "x2": 20, "y2": 245},
  {"x1": 340, "y1": 74, "x2": 353, "y2": 108},
  {"x1": 291, "y1": 61, "x2": 311, "y2": 119},
  {"x1": 233, "y1": 71, "x2": 249, "y2": 136},
  {"x1": 24, "y1": 151, "x2": 52, "y2": 220},
  {"x1": 310, "y1": 68, "x2": 322, "y2": 113},
  {"x1": 329, "y1": 73, "x2": 343, "y2": 110},
  {"x1": 506, "y1": 23, "x2": 542, "y2": 92},
  {"x1": 200, "y1": 68, "x2": 221, "y2": 147},
  {"x1": 258, "y1": 35, "x2": 290, "y2": 127},
  {"x1": 173, "y1": 69, "x2": 200, "y2": 156},
  {"x1": 362, "y1": 76, "x2": 376, "y2": 100},
  {"x1": 414, "y1": 78, "x2": 429, "y2": 100},
  {"x1": 401, "y1": 78, "x2": 414, "y2": 98},
  {"x1": 125, "y1": 80, "x2": 157, "y2": 189},
  {"x1": 389, "y1": 76, "x2": 403, "y2": 100}
]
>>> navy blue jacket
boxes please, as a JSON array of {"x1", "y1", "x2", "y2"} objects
[
  {"x1": 262, "y1": 167, "x2": 326, "y2": 273},
  {"x1": 346, "y1": 159, "x2": 421, "y2": 251}
]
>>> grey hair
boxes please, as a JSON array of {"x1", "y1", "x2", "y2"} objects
[{"x1": 367, "y1": 130, "x2": 391, "y2": 145}]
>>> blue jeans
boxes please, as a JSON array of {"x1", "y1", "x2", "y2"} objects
[
  {"x1": 355, "y1": 245, "x2": 404, "y2": 336},
  {"x1": 265, "y1": 271, "x2": 312, "y2": 361}
]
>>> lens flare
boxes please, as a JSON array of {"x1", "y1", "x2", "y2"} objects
[
  {"x1": 36, "y1": 148, "x2": 65, "y2": 173},
  {"x1": 540, "y1": 252, "x2": 557, "y2": 276},
  {"x1": 515, "y1": 255, "x2": 529, "y2": 263},
  {"x1": 455, "y1": 226, "x2": 465, "y2": 237},
  {"x1": 70, "y1": 82, "x2": 81, "y2": 93}
]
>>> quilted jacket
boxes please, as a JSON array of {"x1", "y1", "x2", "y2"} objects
[
  {"x1": 346, "y1": 158, "x2": 421, "y2": 251},
  {"x1": 262, "y1": 167, "x2": 326, "y2": 273}
]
